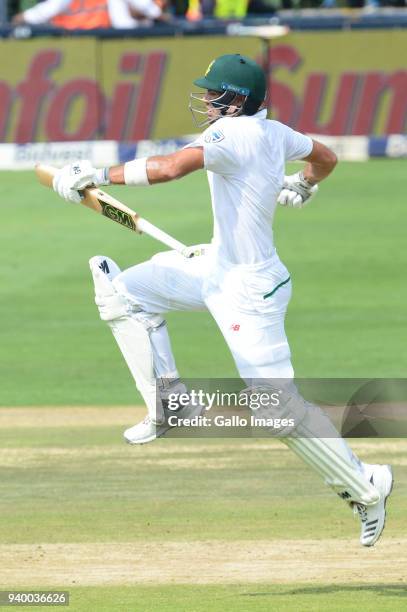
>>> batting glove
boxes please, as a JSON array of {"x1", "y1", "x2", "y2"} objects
[
  {"x1": 277, "y1": 171, "x2": 319, "y2": 208},
  {"x1": 52, "y1": 160, "x2": 109, "y2": 204}
]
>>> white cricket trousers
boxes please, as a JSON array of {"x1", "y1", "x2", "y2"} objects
[
  {"x1": 110, "y1": 246, "x2": 376, "y2": 500},
  {"x1": 113, "y1": 245, "x2": 294, "y2": 380}
]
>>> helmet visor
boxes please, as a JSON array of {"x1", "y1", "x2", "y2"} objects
[{"x1": 189, "y1": 90, "x2": 245, "y2": 128}]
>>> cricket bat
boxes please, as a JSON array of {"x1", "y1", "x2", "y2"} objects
[{"x1": 35, "y1": 164, "x2": 193, "y2": 257}]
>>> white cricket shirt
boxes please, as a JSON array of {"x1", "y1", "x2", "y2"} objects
[{"x1": 189, "y1": 109, "x2": 313, "y2": 265}]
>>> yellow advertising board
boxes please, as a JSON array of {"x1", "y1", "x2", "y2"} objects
[
  {"x1": 0, "y1": 38, "x2": 99, "y2": 143},
  {"x1": 99, "y1": 36, "x2": 260, "y2": 141},
  {"x1": 0, "y1": 30, "x2": 405, "y2": 143},
  {"x1": 269, "y1": 30, "x2": 406, "y2": 136}
]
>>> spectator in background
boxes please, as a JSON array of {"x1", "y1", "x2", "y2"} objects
[
  {"x1": 215, "y1": 0, "x2": 249, "y2": 17},
  {"x1": 186, "y1": 0, "x2": 251, "y2": 19},
  {"x1": 12, "y1": 0, "x2": 167, "y2": 29},
  {"x1": 184, "y1": 0, "x2": 281, "y2": 20},
  {"x1": 185, "y1": 0, "x2": 214, "y2": 19},
  {"x1": 185, "y1": 0, "x2": 202, "y2": 19}
]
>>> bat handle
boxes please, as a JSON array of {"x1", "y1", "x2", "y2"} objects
[{"x1": 136, "y1": 218, "x2": 193, "y2": 258}]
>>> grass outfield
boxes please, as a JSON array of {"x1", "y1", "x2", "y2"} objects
[
  {"x1": 0, "y1": 160, "x2": 406, "y2": 611},
  {"x1": 1, "y1": 160, "x2": 406, "y2": 405}
]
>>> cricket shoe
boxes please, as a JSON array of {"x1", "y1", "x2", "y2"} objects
[
  {"x1": 124, "y1": 395, "x2": 205, "y2": 445},
  {"x1": 353, "y1": 464, "x2": 394, "y2": 547},
  {"x1": 124, "y1": 415, "x2": 171, "y2": 445}
]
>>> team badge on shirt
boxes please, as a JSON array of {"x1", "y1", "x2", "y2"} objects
[{"x1": 204, "y1": 130, "x2": 225, "y2": 144}]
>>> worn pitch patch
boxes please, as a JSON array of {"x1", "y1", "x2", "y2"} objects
[
  {"x1": 0, "y1": 539, "x2": 405, "y2": 587},
  {"x1": 0, "y1": 406, "x2": 143, "y2": 428}
]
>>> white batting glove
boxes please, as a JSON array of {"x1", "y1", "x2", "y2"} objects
[
  {"x1": 277, "y1": 171, "x2": 319, "y2": 208},
  {"x1": 52, "y1": 160, "x2": 109, "y2": 204}
]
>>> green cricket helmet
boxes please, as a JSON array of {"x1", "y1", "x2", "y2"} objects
[{"x1": 189, "y1": 54, "x2": 266, "y2": 127}]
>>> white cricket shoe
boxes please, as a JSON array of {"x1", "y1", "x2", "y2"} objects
[
  {"x1": 354, "y1": 464, "x2": 394, "y2": 547},
  {"x1": 124, "y1": 416, "x2": 171, "y2": 445},
  {"x1": 124, "y1": 398, "x2": 205, "y2": 445}
]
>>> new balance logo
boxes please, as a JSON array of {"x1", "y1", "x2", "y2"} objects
[
  {"x1": 99, "y1": 260, "x2": 110, "y2": 274},
  {"x1": 230, "y1": 324, "x2": 240, "y2": 332},
  {"x1": 338, "y1": 491, "x2": 351, "y2": 500}
]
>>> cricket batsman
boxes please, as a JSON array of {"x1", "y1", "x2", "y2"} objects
[{"x1": 52, "y1": 54, "x2": 393, "y2": 546}]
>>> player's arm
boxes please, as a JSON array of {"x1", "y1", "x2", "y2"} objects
[
  {"x1": 302, "y1": 139, "x2": 338, "y2": 184},
  {"x1": 52, "y1": 148, "x2": 204, "y2": 203},
  {"x1": 278, "y1": 138, "x2": 337, "y2": 209},
  {"x1": 12, "y1": 0, "x2": 71, "y2": 24},
  {"x1": 109, "y1": 147, "x2": 204, "y2": 185}
]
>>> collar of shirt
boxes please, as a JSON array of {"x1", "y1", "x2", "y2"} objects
[
  {"x1": 255, "y1": 108, "x2": 268, "y2": 119},
  {"x1": 234, "y1": 108, "x2": 267, "y2": 121}
]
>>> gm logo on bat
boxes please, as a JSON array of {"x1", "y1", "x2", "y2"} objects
[{"x1": 99, "y1": 200, "x2": 137, "y2": 231}]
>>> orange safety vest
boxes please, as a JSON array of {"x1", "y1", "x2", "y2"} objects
[{"x1": 52, "y1": 0, "x2": 111, "y2": 29}]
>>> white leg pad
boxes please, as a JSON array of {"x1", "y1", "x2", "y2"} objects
[
  {"x1": 244, "y1": 382, "x2": 379, "y2": 505},
  {"x1": 89, "y1": 256, "x2": 164, "y2": 423},
  {"x1": 109, "y1": 317, "x2": 164, "y2": 423},
  {"x1": 89, "y1": 255, "x2": 122, "y2": 283},
  {"x1": 283, "y1": 401, "x2": 380, "y2": 505}
]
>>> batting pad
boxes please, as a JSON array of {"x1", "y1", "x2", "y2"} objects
[
  {"x1": 89, "y1": 255, "x2": 121, "y2": 285},
  {"x1": 89, "y1": 256, "x2": 164, "y2": 424},
  {"x1": 283, "y1": 400, "x2": 380, "y2": 507}
]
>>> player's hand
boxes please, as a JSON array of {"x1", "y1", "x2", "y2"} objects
[
  {"x1": 277, "y1": 171, "x2": 319, "y2": 208},
  {"x1": 52, "y1": 160, "x2": 100, "y2": 204}
]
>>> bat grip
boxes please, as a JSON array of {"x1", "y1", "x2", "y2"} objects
[{"x1": 136, "y1": 218, "x2": 192, "y2": 258}]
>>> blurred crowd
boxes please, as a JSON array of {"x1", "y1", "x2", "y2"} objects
[{"x1": 6, "y1": 0, "x2": 406, "y2": 29}]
